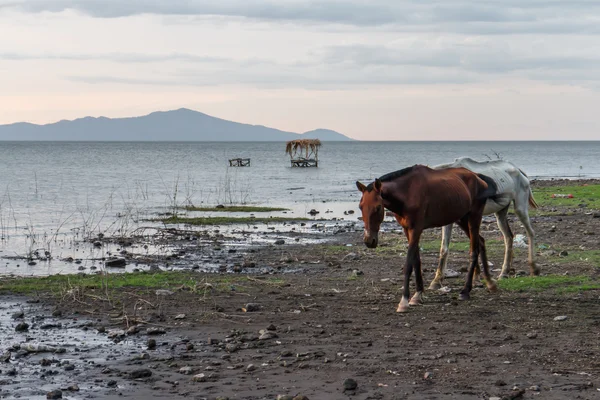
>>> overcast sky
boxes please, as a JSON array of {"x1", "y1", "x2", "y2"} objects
[{"x1": 1, "y1": 0, "x2": 600, "y2": 140}]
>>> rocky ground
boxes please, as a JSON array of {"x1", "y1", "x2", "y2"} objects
[{"x1": 1, "y1": 180, "x2": 600, "y2": 400}]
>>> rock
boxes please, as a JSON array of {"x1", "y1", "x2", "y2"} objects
[
  {"x1": 225, "y1": 343, "x2": 240, "y2": 353},
  {"x1": 105, "y1": 258, "x2": 126, "y2": 268},
  {"x1": 259, "y1": 331, "x2": 278, "y2": 340},
  {"x1": 126, "y1": 326, "x2": 140, "y2": 335},
  {"x1": 64, "y1": 364, "x2": 75, "y2": 371},
  {"x1": 66, "y1": 385, "x2": 79, "y2": 392},
  {"x1": 128, "y1": 369, "x2": 152, "y2": 379},
  {"x1": 15, "y1": 322, "x2": 29, "y2": 332},
  {"x1": 526, "y1": 332, "x2": 538, "y2": 339},
  {"x1": 277, "y1": 396, "x2": 294, "y2": 400},
  {"x1": 423, "y1": 371, "x2": 433, "y2": 380},
  {"x1": 93, "y1": 241, "x2": 102, "y2": 247},
  {"x1": 266, "y1": 324, "x2": 277, "y2": 331},
  {"x1": 489, "y1": 397, "x2": 502, "y2": 400},
  {"x1": 11, "y1": 311, "x2": 24, "y2": 319},
  {"x1": 515, "y1": 270, "x2": 527, "y2": 277},
  {"x1": 246, "y1": 364, "x2": 256, "y2": 372},
  {"x1": 174, "y1": 314, "x2": 186, "y2": 320},
  {"x1": 308, "y1": 209, "x2": 319, "y2": 216},
  {"x1": 107, "y1": 380, "x2": 118, "y2": 388},
  {"x1": 155, "y1": 289, "x2": 174, "y2": 296},
  {"x1": 274, "y1": 239, "x2": 285, "y2": 245},
  {"x1": 559, "y1": 250, "x2": 569, "y2": 256},
  {"x1": 244, "y1": 303, "x2": 260, "y2": 312},
  {"x1": 46, "y1": 390, "x2": 62, "y2": 399},
  {"x1": 1, "y1": 351, "x2": 11, "y2": 362},
  {"x1": 351, "y1": 269, "x2": 364, "y2": 277},
  {"x1": 180, "y1": 366, "x2": 194, "y2": 375},
  {"x1": 146, "y1": 327, "x2": 166, "y2": 335},
  {"x1": 192, "y1": 373, "x2": 207, "y2": 382},
  {"x1": 107, "y1": 329, "x2": 126, "y2": 338},
  {"x1": 495, "y1": 379, "x2": 507, "y2": 386},
  {"x1": 554, "y1": 315, "x2": 568, "y2": 321},
  {"x1": 147, "y1": 339, "x2": 157, "y2": 350},
  {"x1": 343, "y1": 378, "x2": 358, "y2": 391},
  {"x1": 41, "y1": 323, "x2": 61, "y2": 330}
]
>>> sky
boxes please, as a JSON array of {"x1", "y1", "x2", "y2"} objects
[{"x1": 1, "y1": 1, "x2": 600, "y2": 140}]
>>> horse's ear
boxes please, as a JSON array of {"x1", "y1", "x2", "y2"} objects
[
  {"x1": 374, "y1": 179, "x2": 382, "y2": 193},
  {"x1": 356, "y1": 181, "x2": 367, "y2": 193}
]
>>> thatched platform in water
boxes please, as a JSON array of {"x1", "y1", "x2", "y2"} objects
[
  {"x1": 285, "y1": 139, "x2": 321, "y2": 168},
  {"x1": 228, "y1": 158, "x2": 251, "y2": 167}
]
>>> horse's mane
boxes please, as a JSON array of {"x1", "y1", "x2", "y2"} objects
[{"x1": 366, "y1": 165, "x2": 418, "y2": 191}]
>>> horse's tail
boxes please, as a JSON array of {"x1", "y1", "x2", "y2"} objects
[
  {"x1": 528, "y1": 188, "x2": 539, "y2": 209},
  {"x1": 475, "y1": 173, "x2": 498, "y2": 199}
]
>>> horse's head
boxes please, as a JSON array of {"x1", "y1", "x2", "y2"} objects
[{"x1": 356, "y1": 179, "x2": 384, "y2": 248}]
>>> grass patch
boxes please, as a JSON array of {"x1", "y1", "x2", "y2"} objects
[
  {"x1": 497, "y1": 275, "x2": 592, "y2": 292},
  {"x1": 550, "y1": 250, "x2": 600, "y2": 267},
  {"x1": 532, "y1": 184, "x2": 600, "y2": 209},
  {"x1": 160, "y1": 216, "x2": 309, "y2": 225},
  {"x1": 0, "y1": 271, "x2": 200, "y2": 294},
  {"x1": 0, "y1": 272, "x2": 286, "y2": 295},
  {"x1": 183, "y1": 206, "x2": 288, "y2": 212}
]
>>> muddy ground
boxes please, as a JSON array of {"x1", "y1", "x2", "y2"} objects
[{"x1": 1, "y1": 180, "x2": 600, "y2": 400}]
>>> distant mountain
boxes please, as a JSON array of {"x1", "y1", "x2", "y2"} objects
[{"x1": 0, "y1": 108, "x2": 354, "y2": 141}]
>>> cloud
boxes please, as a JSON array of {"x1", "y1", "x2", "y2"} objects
[{"x1": 4, "y1": 0, "x2": 600, "y2": 34}]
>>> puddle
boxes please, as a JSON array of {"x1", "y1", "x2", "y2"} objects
[{"x1": 0, "y1": 298, "x2": 146, "y2": 399}]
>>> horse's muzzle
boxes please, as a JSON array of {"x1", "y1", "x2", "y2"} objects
[{"x1": 363, "y1": 233, "x2": 378, "y2": 248}]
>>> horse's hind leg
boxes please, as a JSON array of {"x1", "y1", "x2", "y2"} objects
[
  {"x1": 495, "y1": 206, "x2": 514, "y2": 279},
  {"x1": 477, "y1": 234, "x2": 497, "y2": 292},
  {"x1": 429, "y1": 224, "x2": 453, "y2": 290},
  {"x1": 458, "y1": 209, "x2": 485, "y2": 301},
  {"x1": 514, "y1": 192, "x2": 539, "y2": 276}
]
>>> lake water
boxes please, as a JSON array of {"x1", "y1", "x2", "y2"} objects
[{"x1": 1, "y1": 141, "x2": 598, "y2": 275}]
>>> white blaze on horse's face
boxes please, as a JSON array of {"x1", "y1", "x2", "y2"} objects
[{"x1": 356, "y1": 179, "x2": 384, "y2": 249}]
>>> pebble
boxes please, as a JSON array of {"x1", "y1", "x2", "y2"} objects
[
  {"x1": 274, "y1": 239, "x2": 285, "y2": 245},
  {"x1": 259, "y1": 331, "x2": 278, "y2": 340},
  {"x1": 192, "y1": 373, "x2": 207, "y2": 382},
  {"x1": 128, "y1": 369, "x2": 152, "y2": 379},
  {"x1": 246, "y1": 364, "x2": 256, "y2": 372},
  {"x1": 277, "y1": 396, "x2": 294, "y2": 400},
  {"x1": 46, "y1": 390, "x2": 62, "y2": 399},
  {"x1": 66, "y1": 385, "x2": 79, "y2": 392},
  {"x1": 529, "y1": 385, "x2": 541, "y2": 391},
  {"x1": 15, "y1": 322, "x2": 29, "y2": 332},
  {"x1": 107, "y1": 380, "x2": 118, "y2": 388},
  {"x1": 180, "y1": 366, "x2": 194, "y2": 375},
  {"x1": 244, "y1": 303, "x2": 261, "y2": 312},
  {"x1": 527, "y1": 332, "x2": 538, "y2": 339},
  {"x1": 146, "y1": 327, "x2": 166, "y2": 335},
  {"x1": 343, "y1": 378, "x2": 358, "y2": 391},
  {"x1": 554, "y1": 315, "x2": 568, "y2": 321},
  {"x1": 423, "y1": 371, "x2": 433, "y2": 380},
  {"x1": 147, "y1": 339, "x2": 157, "y2": 350}
]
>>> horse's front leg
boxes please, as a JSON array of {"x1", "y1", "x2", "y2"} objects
[
  {"x1": 397, "y1": 228, "x2": 423, "y2": 312},
  {"x1": 458, "y1": 216, "x2": 480, "y2": 301},
  {"x1": 429, "y1": 224, "x2": 452, "y2": 290}
]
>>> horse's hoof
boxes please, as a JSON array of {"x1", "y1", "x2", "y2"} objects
[
  {"x1": 409, "y1": 292, "x2": 423, "y2": 306},
  {"x1": 396, "y1": 304, "x2": 410, "y2": 313},
  {"x1": 458, "y1": 292, "x2": 470, "y2": 301},
  {"x1": 396, "y1": 297, "x2": 410, "y2": 313},
  {"x1": 428, "y1": 281, "x2": 442, "y2": 291}
]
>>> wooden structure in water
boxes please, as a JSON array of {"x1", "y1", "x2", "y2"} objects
[
  {"x1": 285, "y1": 139, "x2": 321, "y2": 168},
  {"x1": 228, "y1": 158, "x2": 251, "y2": 167}
]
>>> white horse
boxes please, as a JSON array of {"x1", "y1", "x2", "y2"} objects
[{"x1": 428, "y1": 157, "x2": 539, "y2": 290}]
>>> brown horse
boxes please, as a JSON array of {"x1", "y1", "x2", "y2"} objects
[{"x1": 356, "y1": 165, "x2": 499, "y2": 312}]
